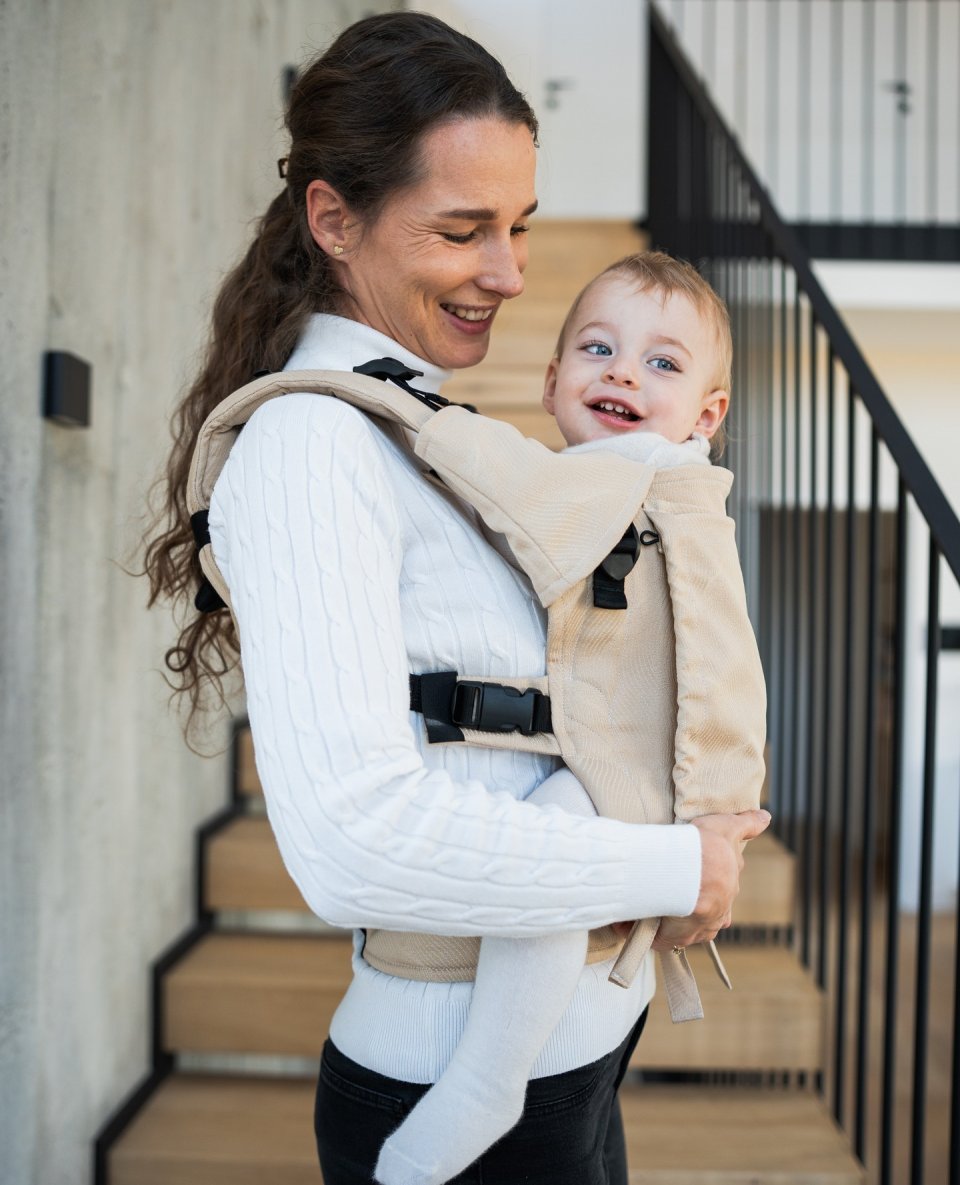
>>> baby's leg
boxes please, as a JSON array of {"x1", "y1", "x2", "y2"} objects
[{"x1": 374, "y1": 768, "x2": 595, "y2": 1185}]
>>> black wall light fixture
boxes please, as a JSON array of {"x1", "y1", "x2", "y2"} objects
[{"x1": 43, "y1": 351, "x2": 92, "y2": 427}]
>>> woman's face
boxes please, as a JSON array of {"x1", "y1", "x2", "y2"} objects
[{"x1": 336, "y1": 117, "x2": 538, "y2": 370}]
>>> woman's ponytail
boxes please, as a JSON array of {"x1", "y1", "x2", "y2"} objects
[
  {"x1": 143, "y1": 11, "x2": 537, "y2": 735},
  {"x1": 142, "y1": 189, "x2": 332, "y2": 728}
]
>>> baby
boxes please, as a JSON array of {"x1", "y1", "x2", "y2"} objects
[{"x1": 376, "y1": 252, "x2": 760, "y2": 1185}]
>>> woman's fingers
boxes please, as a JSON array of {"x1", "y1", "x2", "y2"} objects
[
  {"x1": 683, "y1": 809, "x2": 772, "y2": 943},
  {"x1": 640, "y1": 811, "x2": 773, "y2": 952},
  {"x1": 693, "y1": 808, "x2": 772, "y2": 847}
]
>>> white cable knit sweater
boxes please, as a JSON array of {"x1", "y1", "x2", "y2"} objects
[{"x1": 208, "y1": 313, "x2": 702, "y2": 1083}]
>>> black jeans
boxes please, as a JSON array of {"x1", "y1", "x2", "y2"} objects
[{"x1": 314, "y1": 1009, "x2": 647, "y2": 1184}]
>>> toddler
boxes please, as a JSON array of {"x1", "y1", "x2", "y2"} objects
[{"x1": 375, "y1": 252, "x2": 763, "y2": 1185}]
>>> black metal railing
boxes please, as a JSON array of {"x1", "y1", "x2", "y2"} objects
[
  {"x1": 656, "y1": 0, "x2": 960, "y2": 262},
  {"x1": 648, "y1": 5, "x2": 960, "y2": 1183}
]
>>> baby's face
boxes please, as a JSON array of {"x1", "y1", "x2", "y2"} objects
[{"x1": 542, "y1": 276, "x2": 728, "y2": 447}]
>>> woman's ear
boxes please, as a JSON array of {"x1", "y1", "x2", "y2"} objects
[
  {"x1": 696, "y1": 388, "x2": 730, "y2": 437},
  {"x1": 306, "y1": 180, "x2": 352, "y2": 256},
  {"x1": 542, "y1": 358, "x2": 559, "y2": 415}
]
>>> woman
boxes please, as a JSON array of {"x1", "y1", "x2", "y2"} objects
[{"x1": 145, "y1": 13, "x2": 768, "y2": 1184}]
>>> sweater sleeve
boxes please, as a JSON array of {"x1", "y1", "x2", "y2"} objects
[{"x1": 209, "y1": 393, "x2": 701, "y2": 937}]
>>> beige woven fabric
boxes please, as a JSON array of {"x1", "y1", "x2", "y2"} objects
[
  {"x1": 186, "y1": 370, "x2": 434, "y2": 615},
  {"x1": 190, "y1": 377, "x2": 767, "y2": 1014},
  {"x1": 371, "y1": 407, "x2": 767, "y2": 1005}
]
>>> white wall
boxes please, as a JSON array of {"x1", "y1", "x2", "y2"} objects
[
  {"x1": 660, "y1": 0, "x2": 960, "y2": 225},
  {"x1": 0, "y1": 3, "x2": 389, "y2": 1183},
  {"x1": 416, "y1": 0, "x2": 645, "y2": 218}
]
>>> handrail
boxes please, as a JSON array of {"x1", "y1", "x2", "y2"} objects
[{"x1": 649, "y1": 2, "x2": 960, "y2": 584}]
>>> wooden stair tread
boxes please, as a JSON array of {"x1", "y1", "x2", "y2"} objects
[
  {"x1": 237, "y1": 727, "x2": 261, "y2": 796},
  {"x1": 208, "y1": 812, "x2": 795, "y2": 931},
  {"x1": 164, "y1": 933, "x2": 352, "y2": 1056},
  {"x1": 109, "y1": 1074, "x2": 320, "y2": 1185},
  {"x1": 733, "y1": 831, "x2": 795, "y2": 927},
  {"x1": 167, "y1": 932, "x2": 352, "y2": 988},
  {"x1": 621, "y1": 1086, "x2": 864, "y2": 1183},
  {"x1": 206, "y1": 815, "x2": 307, "y2": 913},
  {"x1": 165, "y1": 933, "x2": 821, "y2": 1073},
  {"x1": 633, "y1": 947, "x2": 824, "y2": 1072},
  {"x1": 110, "y1": 1075, "x2": 862, "y2": 1185}
]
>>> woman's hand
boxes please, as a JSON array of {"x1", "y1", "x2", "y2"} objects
[{"x1": 650, "y1": 809, "x2": 771, "y2": 952}]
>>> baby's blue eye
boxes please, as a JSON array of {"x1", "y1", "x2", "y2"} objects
[
  {"x1": 583, "y1": 342, "x2": 612, "y2": 356},
  {"x1": 651, "y1": 357, "x2": 677, "y2": 372}
]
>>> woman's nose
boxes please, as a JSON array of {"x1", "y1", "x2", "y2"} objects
[{"x1": 477, "y1": 236, "x2": 525, "y2": 299}]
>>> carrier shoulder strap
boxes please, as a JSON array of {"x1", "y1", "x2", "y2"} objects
[{"x1": 186, "y1": 366, "x2": 443, "y2": 613}]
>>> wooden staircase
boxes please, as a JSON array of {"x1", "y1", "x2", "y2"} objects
[{"x1": 105, "y1": 223, "x2": 864, "y2": 1184}]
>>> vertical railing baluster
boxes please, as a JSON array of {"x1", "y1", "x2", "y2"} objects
[
  {"x1": 760, "y1": 253, "x2": 776, "y2": 712},
  {"x1": 737, "y1": 178, "x2": 750, "y2": 588},
  {"x1": 854, "y1": 427, "x2": 881, "y2": 1160},
  {"x1": 689, "y1": 84, "x2": 698, "y2": 262},
  {"x1": 817, "y1": 344, "x2": 837, "y2": 993},
  {"x1": 735, "y1": 173, "x2": 745, "y2": 525},
  {"x1": 790, "y1": 291, "x2": 804, "y2": 871},
  {"x1": 911, "y1": 537, "x2": 941, "y2": 1185},
  {"x1": 802, "y1": 308, "x2": 819, "y2": 968},
  {"x1": 834, "y1": 378, "x2": 857, "y2": 1127},
  {"x1": 777, "y1": 263, "x2": 789, "y2": 832},
  {"x1": 880, "y1": 477, "x2": 908, "y2": 1185}
]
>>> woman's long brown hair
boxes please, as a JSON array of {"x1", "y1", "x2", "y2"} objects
[{"x1": 142, "y1": 12, "x2": 538, "y2": 731}]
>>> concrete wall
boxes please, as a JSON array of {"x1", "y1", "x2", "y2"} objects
[{"x1": 0, "y1": 3, "x2": 389, "y2": 1183}]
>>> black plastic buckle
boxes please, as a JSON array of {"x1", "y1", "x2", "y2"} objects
[
  {"x1": 452, "y1": 681, "x2": 542, "y2": 736},
  {"x1": 594, "y1": 524, "x2": 643, "y2": 609},
  {"x1": 410, "y1": 672, "x2": 551, "y2": 743},
  {"x1": 353, "y1": 357, "x2": 478, "y2": 414}
]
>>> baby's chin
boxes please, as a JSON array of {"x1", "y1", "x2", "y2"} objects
[{"x1": 571, "y1": 424, "x2": 688, "y2": 447}]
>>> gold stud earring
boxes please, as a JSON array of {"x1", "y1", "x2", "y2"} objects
[{"x1": 332, "y1": 244, "x2": 344, "y2": 256}]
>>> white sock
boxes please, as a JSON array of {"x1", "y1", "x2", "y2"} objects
[{"x1": 374, "y1": 769, "x2": 595, "y2": 1185}]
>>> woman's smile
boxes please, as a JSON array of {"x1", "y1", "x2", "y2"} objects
[{"x1": 439, "y1": 302, "x2": 499, "y2": 334}]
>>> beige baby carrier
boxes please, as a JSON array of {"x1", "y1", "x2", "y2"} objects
[{"x1": 187, "y1": 361, "x2": 767, "y2": 1022}]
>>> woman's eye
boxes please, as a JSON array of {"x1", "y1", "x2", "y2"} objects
[
  {"x1": 583, "y1": 342, "x2": 612, "y2": 356},
  {"x1": 442, "y1": 230, "x2": 477, "y2": 244},
  {"x1": 651, "y1": 357, "x2": 678, "y2": 372}
]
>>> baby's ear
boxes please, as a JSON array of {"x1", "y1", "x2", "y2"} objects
[
  {"x1": 696, "y1": 388, "x2": 729, "y2": 437},
  {"x1": 542, "y1": 358, "x2": 559, "y2": 415}
]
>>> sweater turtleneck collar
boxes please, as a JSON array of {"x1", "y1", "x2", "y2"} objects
[{"x1": 285, "y1": 313, "x2": 451, "y2": 395}]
